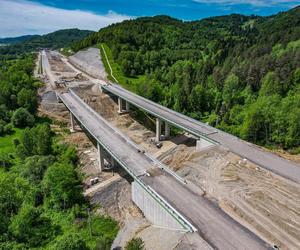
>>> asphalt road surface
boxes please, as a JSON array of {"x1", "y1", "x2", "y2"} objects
[
  {"x1": 103, "y1": 83, "x2": 300, "y2": 184},
  {"x1": 60, "y1": 91, "x2": 270, "y2": 250}
]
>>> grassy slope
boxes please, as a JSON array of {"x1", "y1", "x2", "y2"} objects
[
  {"x1": 0, "y1": 128, "x2": 22, "y2": 154},
  {"x1": 99, "y1": 43, "x2": 146, "y2": 91}
]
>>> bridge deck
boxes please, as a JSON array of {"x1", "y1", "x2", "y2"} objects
[
  {"x1": 60, "y1": 90, "x2": 269, "y2": 250},
  {"x1": 103, "y1": 83, "x2": 300, "y2": 183}
]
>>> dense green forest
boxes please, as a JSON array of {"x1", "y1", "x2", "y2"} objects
[
  {"x1": 0, "y1": 29, "x2": 93, "y2": 58},
  {"x1": 0, "y1": 54, "x2": 118, "y2": 249},
  {"x1": 73, "y1": 6, "x2": 300, "y2": 151}
]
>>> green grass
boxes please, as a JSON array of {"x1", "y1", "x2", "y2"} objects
[
  {"x1": 0, "y1": 128, "x2": 22, "y2": 154},
  {"x1": 99, "y1": 43, "x2": 147, "y2": 91},
  {"x1": 0, "y1": 116, "x2": 52, "y2": 155}
]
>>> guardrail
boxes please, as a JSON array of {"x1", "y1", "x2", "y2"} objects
[{"x1": 59, "y1": 90, "x2": 197, "y2": 232}]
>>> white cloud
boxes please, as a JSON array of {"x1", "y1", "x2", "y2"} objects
[
  {"x1": 0, "y1": 0, "x2": 133, "y2": 37},
  {"x1": 193, "y1": 0, "x2": 300, "y2": 7}
]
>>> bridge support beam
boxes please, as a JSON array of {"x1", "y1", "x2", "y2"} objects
[
  {"x1": 196, "y1": 138, "x2": 215, "y2": 151},
  {"x1": 156, "y1": 118, "x2": 162, "y2": 142},
  {"x1": 97, "y1": 142, "x2": 104, "y2": 172},
  {"x1": 70, "y1": 113, "x2": 75, "y2": 133}
]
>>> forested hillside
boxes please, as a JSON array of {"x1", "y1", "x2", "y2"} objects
[
  {"x1": 73, "y1": 6, "x2": 300, "y2": 150},
  {"x1": 0, "y1": 35, "x2": 39, "y2": 45},
  {"x1": 0, "y1": 29, "x2": 93, "y2": 57}
]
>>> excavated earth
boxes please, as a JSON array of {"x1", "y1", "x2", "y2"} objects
[{"x1": 37, "y1": 49, "x2": 300, "y2": 250}]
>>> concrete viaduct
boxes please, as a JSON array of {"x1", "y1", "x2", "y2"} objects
[
  {"x1": 59, "y1": 89, "x2": 269, "y2": 250},
  {"x1": 101, "y1": 83, "x2": 300, "y2": 184}
]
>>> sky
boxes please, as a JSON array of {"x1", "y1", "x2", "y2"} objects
[{"x1": 0, "y1": 0, "x2": 299, "y2": 37}]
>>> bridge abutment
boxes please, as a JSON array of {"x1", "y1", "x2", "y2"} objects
[
  {"x1": 132, "y1": 181, "x2": 188, "y2": 232},
  {"x1": 196, "y1": 138, "x2": 215, "y2": 151}
]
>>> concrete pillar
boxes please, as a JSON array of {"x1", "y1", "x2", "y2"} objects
[
  {"x1": 118, "y1": 97, "x2": 123, "y2": 113},
  {"x1": 97, "y1": 142, "x2": 104, "y2": 172},
  {"x1": 110, "y1": 155, "x2": 115, "y2": 168},
  {"x1": 56, "y1": 92, "x2": 62, "y2": 103},
  {"x1": 125, "y1": 101, "x2": 130, "y2": 112},
  {"x1": 156, "y1": 118, "x2": 162, "y2": 142},
  {"x1": 165, "y1": 122, "x2": 170, "y2": 138},
  {"x1": 70, "y1": 113, "x2": 75, "y2": 132}
]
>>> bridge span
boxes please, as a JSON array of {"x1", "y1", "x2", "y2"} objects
[
  {"x1": 102, "y1": 83, "x2": 300, "y2": 184},
  {"x1": 59, "y1": 89, "x2": 269, "y2": 250}
]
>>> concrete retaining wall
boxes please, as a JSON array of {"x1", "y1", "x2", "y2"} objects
[{"x1": 132, "y1": 181, "x2": 186, "y2": 231}]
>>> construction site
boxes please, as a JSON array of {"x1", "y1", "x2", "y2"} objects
[{"x1": 36, "y1": 48, "x2": 300, "y2": 250}]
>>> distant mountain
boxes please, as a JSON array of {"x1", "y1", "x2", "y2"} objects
[
  {"x1": 27, "y1": 29, "x2": 93, "y2": 49},
  {"x1": 0, "y1": 35, "x2": 40, "y2": 45},
  {"x1": 0, "y1": 29, "x2": 93, "y2": 56}
]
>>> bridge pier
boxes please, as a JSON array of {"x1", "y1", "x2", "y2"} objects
[
  {"x1": 125, "y1": 101, "x2": 130, "y2": 112},
  {"x1": 165, "y1": 122, "x2": 170, "y2": 138},
  {"x1": 118, "y1": 97, "x2": 123, "y2": 113},
  {"x1": 156, "y1": 118, "x2": 162, "y2": 142},
  {"x1": 70, "y1": 113, "x2": 75, "y2": 133},
  {"x1": 110, "y1": 156, "x2": 115, "y2": 168},
  {"x1": 118, "y1": 97, "x2": 130, "y2": 114},
  {"x1": 97, "y1": 142, "x2": 104, "y2": 172},
  {"x1": 156, "y1": 118, "x2": 171, "y2": 141}
]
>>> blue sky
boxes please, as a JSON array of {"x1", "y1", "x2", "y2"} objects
[
  {"x1": 27, "y1": 0, "x2": 300, "y2": 19},
  {"x1": 0, "y1": 0, "x2": 299, "y2": 37}
]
